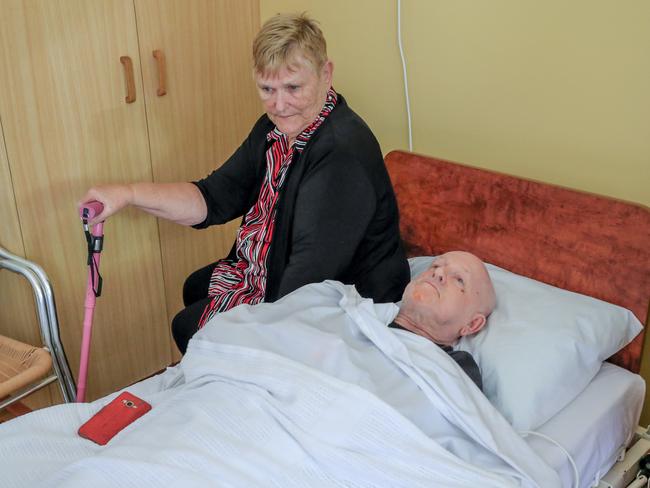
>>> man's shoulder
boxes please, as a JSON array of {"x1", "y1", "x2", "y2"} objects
[{"x1": 446, "y1": 349, "x2": 483, "y2": 391}]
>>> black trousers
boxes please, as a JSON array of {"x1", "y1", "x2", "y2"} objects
[{"x1": 171, "y1": 261, "x2": 217, "y2": 354}]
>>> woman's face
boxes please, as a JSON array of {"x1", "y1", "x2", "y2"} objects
[{"x1": 255, "y1": 55, "x2": 333, "y2": 143}]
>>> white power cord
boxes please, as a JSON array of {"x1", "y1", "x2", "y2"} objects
[
  {"x1": 519, "y1": 430, "x2": 579, "y2": 488},
  {"x1": 396, "y1": 0, "x2": 413, "y2": 151}
]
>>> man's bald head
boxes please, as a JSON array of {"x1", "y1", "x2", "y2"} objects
[{"x1": 394, "y1": 251, "x2": 496, "y2": 346}]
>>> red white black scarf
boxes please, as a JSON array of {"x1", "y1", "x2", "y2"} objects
[{"x1": 198, "y1": 87, "x2": 338, "y2": 328}]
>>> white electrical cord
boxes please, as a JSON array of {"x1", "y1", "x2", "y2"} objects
[
  {"x1": 519, "y1": 430, "x2": 580, "y2": 488},
  {"x1": 396, "y1": 0, "x2": 413, "y2": 151}
]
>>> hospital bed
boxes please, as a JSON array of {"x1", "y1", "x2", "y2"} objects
[{"x1": 0, "y1": 150, "x2": 648, "y2": 487}]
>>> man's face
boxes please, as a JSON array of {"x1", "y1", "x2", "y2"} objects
[
  {"x1": 255, "y1": 56, "x2": 333, "y2": 143},
  {"x1": 399, "y1": 252, "x2": 493, "y2": 345}
]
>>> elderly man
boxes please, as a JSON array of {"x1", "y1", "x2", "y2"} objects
[{"x1": 390, "y1": 251, "x2": 497, "y2": 390}]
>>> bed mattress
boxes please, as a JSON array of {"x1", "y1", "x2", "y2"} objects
[{"x1": 527, "y1": 362, "x2": 645, "y2": 488}]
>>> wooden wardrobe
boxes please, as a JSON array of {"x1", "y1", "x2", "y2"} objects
[{"x1": 0, "y1": 0, "x2": 260, "y2": 408}]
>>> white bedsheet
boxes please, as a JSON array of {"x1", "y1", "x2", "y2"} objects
[
  {"x1": 529, "y1": 362, "x2": 645, "y2": 488},
  {"x1": 91, "y1": 329, "x2": 644, "y2": 488},
  {"x1": 0, "y1": 281, "x2": 560, "y2": 487}
]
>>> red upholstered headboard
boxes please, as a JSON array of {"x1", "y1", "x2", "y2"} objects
[{"x1": 385, "y1": 150, "x2": 650, "y2": 373}]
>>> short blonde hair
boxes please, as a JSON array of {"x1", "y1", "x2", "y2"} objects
[{"x1": 253, "y1": 13, "x2": 328, "y2": 75}]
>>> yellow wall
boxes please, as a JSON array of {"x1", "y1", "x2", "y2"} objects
[
  {"x1": 261, "y1": 0, "x2": 650, "y2": 424},
  {"x1": 261, "y1": 0, "x2": 649, "y2": 206}
]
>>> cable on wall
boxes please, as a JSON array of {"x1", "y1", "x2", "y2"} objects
[{"x1": 397, "y1": 0, "x2": 413, "y2": 151}]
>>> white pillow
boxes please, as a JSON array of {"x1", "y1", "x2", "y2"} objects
[{"x1": 408, "y1": 256, "x2": 643, "y2": 431}]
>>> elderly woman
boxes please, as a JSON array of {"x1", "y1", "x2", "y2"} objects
[{"x1": 79, "y1": 13, "x2": 409, "y2": 353}]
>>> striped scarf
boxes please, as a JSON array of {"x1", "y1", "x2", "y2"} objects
[{"x1": 198, "y1": 87, "x2": 338, "y2": 328}]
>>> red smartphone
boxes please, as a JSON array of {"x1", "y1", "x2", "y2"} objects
[{"x1": 78, "y1": 391, "x2": 152, "y2": 445}]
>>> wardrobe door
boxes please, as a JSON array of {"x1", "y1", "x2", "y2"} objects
[
  {"x1": 0, "y1": 0, "x2": 171, "y2": 401},
  {"x1": 134, "y1": 0, "x2": 261, "y2": 358}
]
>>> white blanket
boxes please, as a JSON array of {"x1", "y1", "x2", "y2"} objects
[{"x1": 0, "y1": 281, "x2": 560, "y2": 487}]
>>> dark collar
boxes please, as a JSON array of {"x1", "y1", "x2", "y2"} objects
[{"x1": 387, "y1": 321, "x2": 452, "y2": 352}]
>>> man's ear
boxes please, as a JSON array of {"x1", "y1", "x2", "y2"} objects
[{"x1": 459, "y1": 314, "x2": 486, "y2": 337}]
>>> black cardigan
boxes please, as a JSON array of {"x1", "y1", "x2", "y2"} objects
[{"x1": 193, "y1": 94, "x2": 410, "y2": 303}]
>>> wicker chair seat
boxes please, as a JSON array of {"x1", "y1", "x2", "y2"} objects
[{"x1": 0, "y1": 335, "x2": 52, "y2": 399}]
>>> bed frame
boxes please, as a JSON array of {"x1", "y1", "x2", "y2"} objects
[{"x1": 385, "y1": 150, "x2": 650, "y2": 373}]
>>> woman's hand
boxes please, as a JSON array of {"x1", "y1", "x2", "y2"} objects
[
  {"x1": 78, "y1": 182, "x2": 207, "y2": 226},
  {"x1": 78, "y1": 184, "x2": 134, "y2": 225}
]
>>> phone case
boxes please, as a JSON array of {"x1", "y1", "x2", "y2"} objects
[{"x1": 78, "y1": 391, "x2": 151, "y2": 445}]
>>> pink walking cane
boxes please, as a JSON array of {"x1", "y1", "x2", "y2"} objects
[{"x1": 76, "y1": 201, "x2": 105, "y2": 402}]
